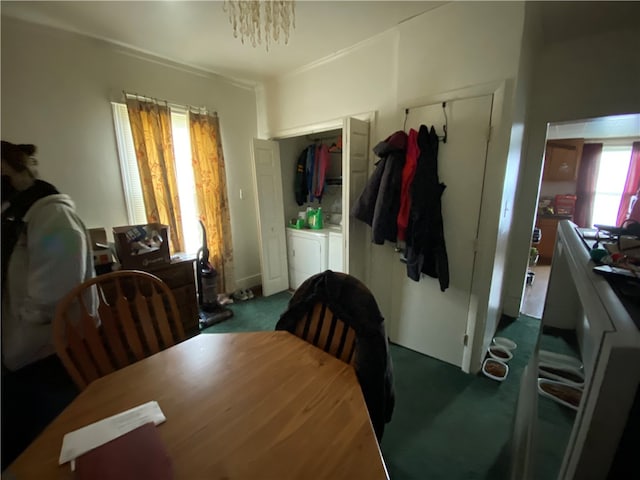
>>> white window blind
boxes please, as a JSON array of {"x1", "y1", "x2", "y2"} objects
[{"x1": 111, "y1": 102, "x2": 147, "y2": 225}]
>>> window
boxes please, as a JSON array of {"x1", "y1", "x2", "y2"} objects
[
  {"x1": 111, "y1": 103, "x2": 201, "y2": 254},
  {"x1": 591, "y1": 145, "x2": 633, "y2": 227}
]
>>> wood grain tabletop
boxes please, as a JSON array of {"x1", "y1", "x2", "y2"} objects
[{"x1": 8, "y1": 331, "x2": 388, "y2": 479}]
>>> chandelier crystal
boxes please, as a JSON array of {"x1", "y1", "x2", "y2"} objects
[{"x1": 223, "y1": 1, "x2": 296, "y2": 51}]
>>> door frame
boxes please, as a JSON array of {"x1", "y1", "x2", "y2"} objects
[
  {"x1": 267, "y1": 111, "x2": 376, "y2": 141},
  {"x1": 401, "y1": 80, "x2": 511, "y2": 373},
  {"x1": 266, "y1": 111, "x2": 377, "y2": 278},
  {"x1": 249, "y1": 139, "x2": 290, "y2": 296}
]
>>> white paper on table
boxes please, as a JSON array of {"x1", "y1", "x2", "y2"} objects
[{"x1": 58, "y1": 400, "x2": 166, "y2": 465}]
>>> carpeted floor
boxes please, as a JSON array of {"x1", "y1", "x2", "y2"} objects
[{"x1": 202, "y1": 292, "x2": 575, "y2": 480}]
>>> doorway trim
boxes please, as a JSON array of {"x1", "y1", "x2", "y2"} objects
[
  {"x1": 268, "y1": 111, "x2": 377, "y2": 141},
  {"x1": 403, "y1": 80, "x2": 513, "y2": 373}
]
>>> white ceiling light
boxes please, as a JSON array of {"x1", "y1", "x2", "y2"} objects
[{"x1": 223, "y1": 0, "x2": 295, "y2": 51}]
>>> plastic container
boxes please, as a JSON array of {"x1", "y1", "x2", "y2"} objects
[
  {"x1": 538, "y1": 378, "x2": 582, "y2": 411},
  {"x1": 554, "y1": 194, "x2": 577, "y2": 216},
  {"x1": 492, "y1": 337, "x2": 517, "y2": 351},
  {"x1": 488, "y1": 345, "x2": 513, "y2": 362},
  {"x1": 538, "y1": 362, "x2": 585, "y2": 387},
  {"x1": 539, "y1": 350, "x2": 583, "y2": 370},
  {"x1": 307, "y1": 207, "x2": 324, "y2": 229},
  {"x1": 289, "y1": 218, "x2": 305, "y2": 229},
  {"x1": 482, "y1": 358, "x2": 509, "y2": 382}
]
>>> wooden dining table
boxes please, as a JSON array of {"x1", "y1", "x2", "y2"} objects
[{"x1": 8, "y1": 331, "x2": 388, "y2": 479}]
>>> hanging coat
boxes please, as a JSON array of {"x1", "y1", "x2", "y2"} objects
[
  {"x1": 294, "y1": 146, "x2": 309, "y2": 206},
  {"x1": 352, "y1": 131, "x2": 407, "y2": 244},
  {"x1": 314, "y1": 144, "x2": 330, "y2": 202},
  {"x1": 397, "y1": 128, "x2": 420, "y2": 242},
  {"x1": 306, "y1": 145, "x2": 316, "y2": 202},
  {"x1": 405, "y1": 125, "x2": 449, "y2": 291}
]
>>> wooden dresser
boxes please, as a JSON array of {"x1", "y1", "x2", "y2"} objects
[
  {"x1": 146, "y1": 256, "x2": 199, "y2": 337},
  {"x1": 97, "y1": 255, "x2": 200, "y2": 337},
  {"x1": 535, "y1": 215, "x2": 573, "y2": 264}
]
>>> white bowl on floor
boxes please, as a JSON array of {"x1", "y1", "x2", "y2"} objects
[
  {"x1": 482, "y1": 358, "x2": 509, "y2": 382},
  {"x1": 538, "y1": 362, "x2": 585, "y2": 387},
  {"x1": 488, "y1": 345, "x2": 513, "y2": 362},
  {"x1": 538, "y1": 378, "x2": 582, "y2": 411},
  {"x1": 492, "y1": 336, "x2": 517, "y2": 351},
  {"x1": 539, "y1": 350, "x2": 583, "y2": 370}
]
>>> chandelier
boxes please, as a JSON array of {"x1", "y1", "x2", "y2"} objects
[{"x1": 224, "y1": 1, "x2": 296, "y2": 51}]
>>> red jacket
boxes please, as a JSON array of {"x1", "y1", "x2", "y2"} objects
[{"x1": 397, "y1": 128, "x2": 420, "y2": 241}]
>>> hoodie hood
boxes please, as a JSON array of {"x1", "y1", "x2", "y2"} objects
[
  {"x1": 24, "y1": 194, "x2": 75, "y2": 222},
  {"x1": 373, "y1": 130, "x2": 408, "y2": 158}
]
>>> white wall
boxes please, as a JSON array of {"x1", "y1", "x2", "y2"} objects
[
  {"x1": 1, "y1": 17, "x2": 262, "y2": 288},
  {"x1": 503, "y1": 24, "x2": 640, "y2": 317},
  {"x1": 261, "y1": 1, "x2": 525, "y2": 372}
]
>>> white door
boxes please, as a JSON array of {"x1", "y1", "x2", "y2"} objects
[
  {"x1": 389, "y1": 95, "x2": 493, "y2": 368},
  {"x1": 328, "y1": 232, "x2": 343, "y2": 272},
  {"x1": 250, "y1": 139, "x2": 289, "y2": 296},
  {"x1": 343, "y1": 117, "x2": 370, "y2": 282}
]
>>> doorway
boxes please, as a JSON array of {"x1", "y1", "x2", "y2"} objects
[
  {"x1": 388, "y1": 94, "x2": 493, "y2": 368},
  {"x1": 523, "y1": 113, "x2": 640, "y2": 318},
  {"x1": 251, "y1": 117, "x2": 370, "y2": 296}
]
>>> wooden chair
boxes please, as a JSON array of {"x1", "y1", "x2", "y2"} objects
[
  {"x1": 279, "y1": 271, "x2": 394, "y2": 441},
  {"x1": 292, "y1": 301, "x2": 357, "y2": 366},
  {"x1": 53, "y1": 270, "x2": 186, "y2": 390}
]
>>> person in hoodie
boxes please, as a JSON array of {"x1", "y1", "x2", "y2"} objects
[{"x1": 1, "y1": 140, "x2": 94, "y2": 468}]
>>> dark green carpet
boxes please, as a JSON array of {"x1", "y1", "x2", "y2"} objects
[
  {"x1": 200, "y1": 291, "x2": 293, "y2": 333},
  {"x1": 200, "y1": 293, "x2": 574, "y2": 480}
]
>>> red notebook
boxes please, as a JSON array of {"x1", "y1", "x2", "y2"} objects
[{"x1": 75, "y1": 422, "x2": 173, "y2": 480}]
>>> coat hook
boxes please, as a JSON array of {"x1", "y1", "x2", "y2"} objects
[
  {"x1": 441, "y1": 102, "x2": 448, "y2": 143},
  {"x1": 404, "y1": 108, "x2": 409, "y2": 131}
]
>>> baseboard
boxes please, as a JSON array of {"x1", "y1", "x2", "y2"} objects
[
  {"x1": 503, "y1": 295, "x2": 523, "y2": 318},
  {"x1": 234, "y1": 273, "x2": 262, "y2": 291}
]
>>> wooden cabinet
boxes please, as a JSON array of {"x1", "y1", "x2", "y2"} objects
[
  {"x1": 146, "y1": 256, "x2": 199, "y2": 336},
  {"x1": 535, "y1": 217, "x2": 562, "y2": 264},
  {"x1": 542, "y1": 139, "x2": 584, "y2": 182}
]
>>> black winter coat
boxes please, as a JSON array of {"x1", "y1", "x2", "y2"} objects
[
  {"x1": 405, "y1": 125, "x2": 450, "y2": 291},
  {"x1": 275, "y1": 270, "x2": 395, "y2": 441},
  {"x1": 352, "y1": 131, "x2": 407, "y2": 244},
  {"x1": 294, "y1": 146, "x2": 309, "y2": 206}
]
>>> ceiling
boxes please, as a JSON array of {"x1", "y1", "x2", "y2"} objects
[
  {"x1": 3, "y1": 1, "x2": 638, "y2": 84},
  {"x1": 535, "y1": 1, "x2": 640, "y2": 46},
  {"x1": 0, "y1": 1, "x2": 444, "y2": 83}
]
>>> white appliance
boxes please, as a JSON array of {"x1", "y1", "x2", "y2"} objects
[{"x1": 510, "y1": 220, "x2": 639, "y2": 479}]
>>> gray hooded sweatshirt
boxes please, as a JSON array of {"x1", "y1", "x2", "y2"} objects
[{"x1": 2, "y1": 194, "x2": 94, "y2": 370}]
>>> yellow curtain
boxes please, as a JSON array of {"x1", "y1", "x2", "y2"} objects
[
  {"x1": 126, "y1": 97, "x2": 184, "y2": 253},
  {"x1": 189, "y1": 110, "x2": 235, "y2": 294}
]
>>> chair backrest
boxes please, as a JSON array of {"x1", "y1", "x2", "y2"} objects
[
  {"x1": 292, "y1": 301, "x2": 357, "y2": 366},
  {"x1": 278, "y1": 270, "x2": 394, "y2": 441},
  {"x1": 53, "y1": 269, "x2": 185, "y2": 390}
]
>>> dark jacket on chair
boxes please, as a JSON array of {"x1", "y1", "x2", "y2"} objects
[{"x1": 276, "y1": 270, "x2": 395, "y2": 441}]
